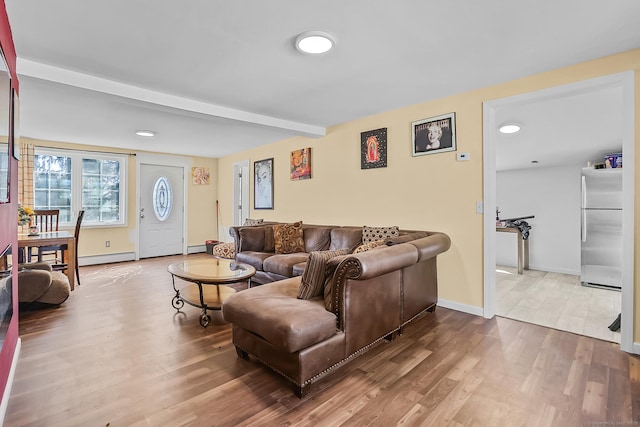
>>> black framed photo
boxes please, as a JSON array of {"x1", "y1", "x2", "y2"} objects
[
  {"x1": 11, "y1": 88, "x2": 19, "y2": 160},
  {"x1": 412, "y1": 112, "x2": 456, "y2": 156},
  {"x1": 360, "y1": 127, "x2": 387, "y2": 169},
  {"x1": 254, "y1": 157, "x2": 274, "y2": 209}
]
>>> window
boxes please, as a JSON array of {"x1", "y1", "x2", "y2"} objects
[{"x1": 34, "y1": 149, "x2": 127, "y2": 226}]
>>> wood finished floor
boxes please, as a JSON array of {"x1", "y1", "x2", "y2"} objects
[{"x1": 5, "y1": 253, "x2": 640, "y2": 426}]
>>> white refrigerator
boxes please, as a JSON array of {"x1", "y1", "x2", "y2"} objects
[{"x1": 580, "y1": 168, "x2": 623, "y2": 289}]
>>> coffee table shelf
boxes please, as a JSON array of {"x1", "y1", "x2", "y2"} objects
[{"x1": 168, "y1": 258, "x2": 255, "y2": 327}]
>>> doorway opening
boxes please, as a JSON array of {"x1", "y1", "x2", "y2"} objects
[
  {"x1": 483, "y1": 72, "x2": 635, "y2": 352},
  {"x1": 232, "y1": 160, "x2": 250, "y2": 230}
]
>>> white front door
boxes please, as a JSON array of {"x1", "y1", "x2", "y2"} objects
[{"x1": 139, "y1": 163, "x2": 184, "y2": 258}]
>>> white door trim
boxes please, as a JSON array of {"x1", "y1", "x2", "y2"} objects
[
  {"x1": 136, "y1": 153, "x2": 190, "y2": 259},
  {"x1": 232, "y1": 160, "x2": 250, "y2": 232},
  {"x1": 482, "y1": 71, "x2": 635, "y2": 353}
]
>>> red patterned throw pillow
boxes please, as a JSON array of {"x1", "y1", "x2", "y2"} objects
[{"x1": 273, "y1": 221, "x2": 305, "y2": 254}]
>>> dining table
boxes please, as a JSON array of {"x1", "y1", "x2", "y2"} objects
[{"x1": 18, "y1": 230, "x2": 76, "y2": 291}]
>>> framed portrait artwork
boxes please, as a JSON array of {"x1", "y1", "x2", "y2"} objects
[
  {"x1": 361, "y1": 128, "x2": 387, "y2": 169},
  {"x1": 254, "y1": 157, "x2": 274, "y2": 209},
  {"x1": 191, "y1": 167, "x2": 210, "y2": 185},
  {"x1": 412, "y1": 112, "x2": 456, "y2": 156},
  {"x1": 290, "y1": 148, "x2": 311, "y2": 180}
]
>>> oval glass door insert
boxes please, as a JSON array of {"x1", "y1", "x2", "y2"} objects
[{"x1": 153, "y1": 176, "x2": 172, "y2": 221}]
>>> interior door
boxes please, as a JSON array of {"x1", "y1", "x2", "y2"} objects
[
  {"x1": 232, "y1": 160, "x2": 250, "y2": 227},
  {"x1": 139, "y1": 163, "x2": 184, "y2": 258}
]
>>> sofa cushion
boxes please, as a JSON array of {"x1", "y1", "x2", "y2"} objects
[
  {"x1": 273, "y1": 221, "x2": 305, "y2": 254},
  {"x1": 223, "y1": 277, "x2": 338, "y2": 353},
  {"x1": 235, "y1": 251, "x2": 274, "y2": 271},
  {"x1": 303, "y1": 226, "x2": 332, "y2": 252},
  {"x1": 238, "y1": 227, "x2": 265, "y2": 252},
  {"x1": 243, "y1": 218, "x2": 264, "y2": 226},
  {"x1": 353, "y1": 240, "x2": 385, "y2": 254},
  {"x1": 292, "y1": 262, "x2": 306, "y2": 277},
  {"x1": 263, "y1": 253, "x2": 309, "y2": 277},
  {"x1": 329, "y1": 228, "x2": 362, "y2": 251},
  {"x1": 264, "y1": 226, "x2": 275, "y2": 252},
  {"x1": 385, "y1": 231, "x2": 430, "y2": 246},
  {"x1": 362, "y1": 225, "x2": 400, "y2": 243},
  {"x1": 298, "y1": 249, "x2": 350, "y2": 299}
]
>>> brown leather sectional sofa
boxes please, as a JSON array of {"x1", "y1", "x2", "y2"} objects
[{"x1": 222, "y1": 222, "x2": 451, "y2": 397}]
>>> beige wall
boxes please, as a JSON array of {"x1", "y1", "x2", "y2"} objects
[
  {"x1": 218, "y1": 49, "x2": 640, "y2": 336},
  {"x1": 21, "y1": 137, "x2": 219, "y2": 257}
]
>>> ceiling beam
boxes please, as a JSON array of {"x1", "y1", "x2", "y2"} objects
[{"x1": 16, "y1": 58, "x2": 326, "y2": 137}]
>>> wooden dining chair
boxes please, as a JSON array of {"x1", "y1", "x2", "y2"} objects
[
  {"x1": 30, "y1": 209, "x2": 61, "y2": 262},
  {"x1": 33, "y1": 209, "x2": 60, "y2": 232},
  {"x1": 52, "y1": 210, "x2": 85, "y2": 286}
]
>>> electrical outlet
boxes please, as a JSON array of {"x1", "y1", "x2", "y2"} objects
[{"x1": 105, "y1": 240, "x2": 110, "y2": 247}]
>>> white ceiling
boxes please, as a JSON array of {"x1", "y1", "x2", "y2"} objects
[{"x1": 5, "y1": 1, "x2": 640, "y2": 162}]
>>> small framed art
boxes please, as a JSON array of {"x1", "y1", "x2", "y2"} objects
[
  {"x1": 361, "y1": 127, "x2": 387, "y2": 169},
  {"x1": 290, "y1": 148, "x2": 311, "y2": 180},
  {"x1": 254, "y1": 158, "x2": 274, "y2": 209},
  {"x1": 412, "y1": 112, "x2": 456, "y2": 156},
  {"x1": 191, "y1": 167, "x2": 210, "y2": 185}
]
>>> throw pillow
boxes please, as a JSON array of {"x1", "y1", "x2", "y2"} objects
[
  {"x1": 362, "y1": 225, "x2": 400, "y2": 243},
  {"x1": 352, "y1": 240, "x2": 385, "y2": 254},
  {"x1": 273, "y1": 221, "x2": 304, "y2": 254},
  {"x1": 238, "y1": 227, "x2": 266, "y2": 252},
  {"x1": 298, "y1": 249, "x2": 350, "y2": 300},
  {"x1": 212, "y1": 242, "x2": 235, "y2": 259},
  {"x1": 243, "y1": 218, "x2": 264, "y2": 226}
]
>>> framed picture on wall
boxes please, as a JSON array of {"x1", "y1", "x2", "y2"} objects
[
  {"x1": 290, "y1": 148, "x2": 311, "y2": 180},
  {"x1": 360, "y1": 127, "x2": 387, "y2": 169},
  {"x1": 11, "y1": 88, "x2": 19, "y2": 160},
  {"x1": 254, "y1": 157, "x2": 274, "y2": 209},
  {"x1": 412, "y1": 112, "x2": 456, "y2": 156},
  {"x1": 191, "y1": 167, "x2": 210, "y2": 185}
]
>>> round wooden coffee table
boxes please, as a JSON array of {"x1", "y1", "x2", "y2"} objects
[{"x1": 168, "y1": 258, "x2": 256, "y2": 327}]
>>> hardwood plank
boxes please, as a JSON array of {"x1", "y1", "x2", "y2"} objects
[{"x1": 4, "y1": 253, "x2": 640, "y2": 426}]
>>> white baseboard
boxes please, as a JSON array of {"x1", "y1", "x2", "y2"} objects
[
  {"x1": 438, "y1": 298, "x2": 484, "y2": 317},
  {"x1": 631, "y1": 342, "x2": 640, "y2": 355},
  {"x1": 188, "y1": 245, "x2": 206, "y2": 254},
  {"x1": 0, "y1": 337, "x2": 21, "y2": 426},
  {"x1": 78, "y1": 252, "x2": 136, "y2": 266}
]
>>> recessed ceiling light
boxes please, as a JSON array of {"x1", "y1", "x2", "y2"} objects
[
  {"x1": 499, "y1": 124, "x2": 521, "y2": 134},
  {"x1": 295, "y1": 31, "x2": 335, "y2": 55},
  {"x1": 136, "y1": 130, "x2": 156, "y2": 137}
]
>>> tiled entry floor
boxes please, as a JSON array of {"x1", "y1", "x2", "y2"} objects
[{"x1": 495, "y1": 265, "x2": 621, "y2": 343}]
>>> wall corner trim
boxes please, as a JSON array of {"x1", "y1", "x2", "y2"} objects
[{"x1": 0, "y1": 337, "x2": 21, "y2": 425}]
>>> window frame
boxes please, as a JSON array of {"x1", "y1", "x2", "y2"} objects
[{"x1": 34, "y1": 148, "x2": 128, "y2": 228}]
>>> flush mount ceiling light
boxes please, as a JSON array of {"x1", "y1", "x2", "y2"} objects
[
  {"x1": 498, "y1": 123, "x2": 521, "y2": 134},
  {"x1": 295, "y1": 31, "x2": 335, "y2": 55},
  {"x1": 135, "y1": 130, "x2": 156, "y2": 137}
]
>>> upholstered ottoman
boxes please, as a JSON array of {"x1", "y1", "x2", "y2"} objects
[
  {"x1": 18, "y1": 263, "x2": 71, "y2": 308},
  {"x1": 212, "y1": 242, "x2": 236, "y2": 259}
]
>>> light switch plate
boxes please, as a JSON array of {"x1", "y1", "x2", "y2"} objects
[{"x1": 457, "y1": 152, "x2": 470, "y2": 161}]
